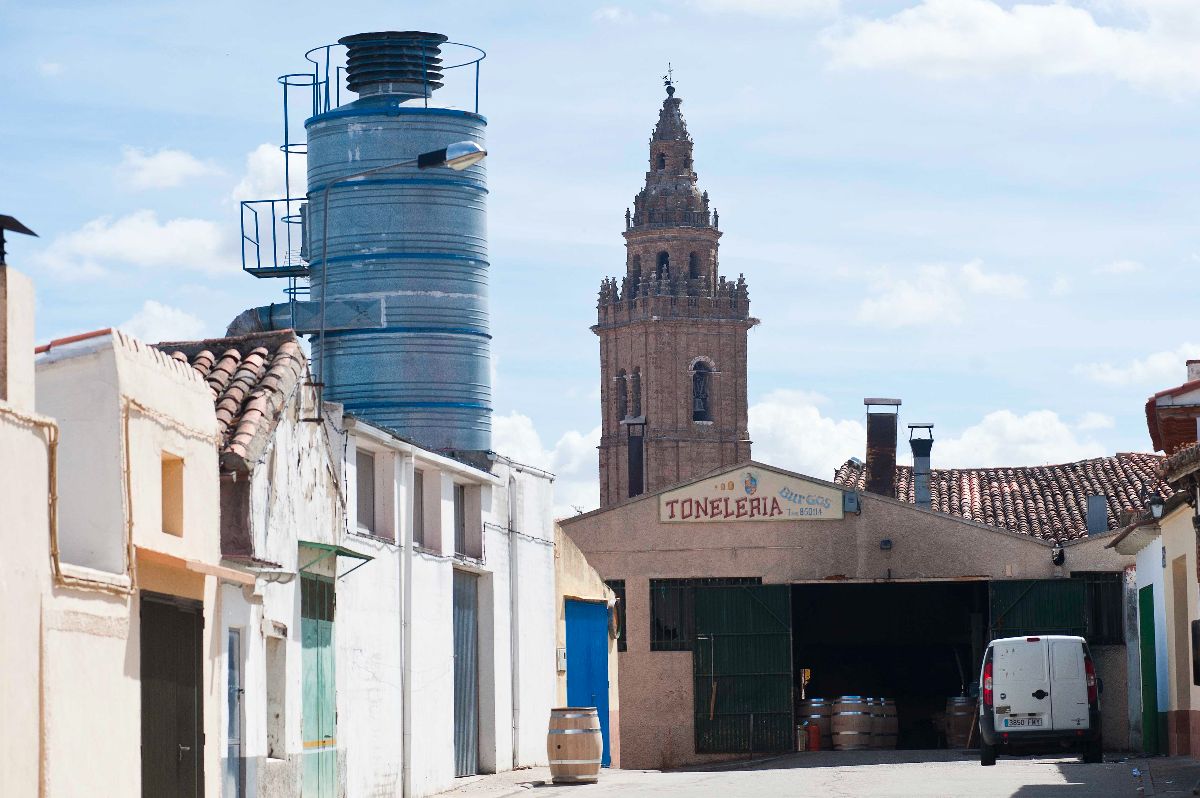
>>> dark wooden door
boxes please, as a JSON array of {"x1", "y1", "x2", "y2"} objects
[{"x1": 141, "y1": 593, "x2": 204, "y2": 798}]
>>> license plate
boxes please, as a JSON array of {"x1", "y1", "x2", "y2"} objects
[{"x1": 1003, "y1": 717, "x2": 1043, "y2": 728}]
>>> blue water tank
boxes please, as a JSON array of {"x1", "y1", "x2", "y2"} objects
[{"x1": 306, "y1": 32, "x2": 490, "y2": 452}]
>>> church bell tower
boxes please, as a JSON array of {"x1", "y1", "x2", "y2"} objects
[{"x1": 594, "y1": 76, "x2": 757, "y2": 507}]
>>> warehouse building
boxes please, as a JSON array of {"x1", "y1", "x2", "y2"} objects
[{"x1": 571, "y1": 82, "x2": 1160, "y2": 768}]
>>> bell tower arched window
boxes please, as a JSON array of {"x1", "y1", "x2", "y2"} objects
[
  {"x1": 631, "y1": 368, "x2": 642, "y2": 418},
  {"x1": 655, "y1": 152, "x2": 666, "y2": 171},
  {"x1": 632, "y1": 254, "x2": 641, "y2": 275},
  {"x1": 691, "y1": 361, "x2": 712, "y2": 422},
  {"x1": 688, "y1": 252, "x2": 700, "y2": 279},
  {"x1": 615, "y1": 370, "x2": 628, "y2": 422},
  {"x1": 656, "y1": 251, "x2": 670, "y2": 280}
]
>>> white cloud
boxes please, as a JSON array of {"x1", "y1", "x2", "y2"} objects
[
  {"x1": 689, "y1": 0, "x2": 838, "y2": 17},
  {"x1": 856, "y1": 260, "x2": 1024, "y2": 327},
  {"x1": 934, "y1": 409, "x2": 1105, "y2": 467},
  {"x1": 119, "y1": 147, "x2": 221, "y2": 190},
  {"x1": 492, "y1": 412, "x2": 601, "y2": 519},
  {"x1": 822, "y1": 0, "x2": 1200, "y2": 95},
  {"x1": 1076, "y1": 411, "x2": 1115, "y2": 431},
  {"x1": 119, "y1": 300, "x2": 208, "y2": 343},
  {"x1": 36, "y1": 210, "x2": 231, "y2": 280},
  {"x1": 1095, "y1": 259, "x2": 1144, "y2": 275},
  {"x1": 38, "y1": 61, "x2": 64, "y2": 77},
  {"x1": 231, "y1": 143, "x2": 305, "y2": 201},
  {"x1": 1075, "y1": 342, "x2": 1200, "y2": 386},
  {"x1": 1050, "y1": 275, "x2": 1072, "y2": 296},
  {"x1": 749, "y1": 389, "x2": 865, "y2": 479},
  {"x1": 592, "y1": 6, "x2": 635, "y2": 22}
]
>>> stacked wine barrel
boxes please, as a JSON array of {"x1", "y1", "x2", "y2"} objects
[
  {"x1": 828, "y1": 696, "x2": 899, "y2": 750},
  {"x1": 797, "y1": 697, "x2": 832, "y2": 750},
  {"x1": 944, "y1": 696, "x2": 976, "y2": 748}
]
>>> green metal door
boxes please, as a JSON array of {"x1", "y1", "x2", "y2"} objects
[
  {"x1": 302, "y1": 574, "x2": 336, "y2": 798},
  {"x1": 1140, "y1": 585, "x2": 1160, "y2": 754},
  {"x1": 693, "y1": 584, "x2": 793, "y2": 754},
  {"x1": 989, "y1": 579, "x2": 1087, "y2": 639}
]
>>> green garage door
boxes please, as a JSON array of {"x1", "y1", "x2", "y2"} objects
[
  {"x1": 693, "y1": 585, "x2": 793, "y2": 754},
  {"x1": 989, "y1": 579, "x2": 1087, "y2": 640}
]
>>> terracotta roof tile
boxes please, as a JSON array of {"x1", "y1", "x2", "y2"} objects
[
  {"x1": 833, "y1": 452, "x2": 1171, "y2": 541},
  {"x1": 1163, "y1": 442, "x2": 1200, "y2": 484},
  {"x1": 153, "y1": 330, "x2": 307, "y2": 471}
]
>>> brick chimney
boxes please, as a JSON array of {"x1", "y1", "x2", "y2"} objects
[
  {"x1": 0, "y1": 265, "x2": 35, "y2": 411},
  {"x1": 864, "y1": 398, "x2": 901, "y2": 498},
  {"x1": 1188, "y1": 359, "x2": 1200, "y2": 383}
]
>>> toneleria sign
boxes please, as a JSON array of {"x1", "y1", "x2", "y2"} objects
[{"x1": 658, "y1": 465, "x2": 845, "y2": 523}]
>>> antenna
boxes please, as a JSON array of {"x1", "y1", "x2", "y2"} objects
[
  {"x1": 663, "y1": 62, "x2": 675, "y2": 96},
  {"x1": 0, "y1": 215, "x2": 38, "y2": 266}
]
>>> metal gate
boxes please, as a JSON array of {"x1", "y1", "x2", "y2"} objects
[
  {"x1": 565, "y1": 599, "x2": 611, "y2": 766},
  {"x1": 693, "y1": 584, "x2": 793, "y2": 754},
  {"x1": 301, "y1": 574, "x2": 336, "y2": 798},
  {"x1": 989, "y1": 579, "x2": 1087, "y2": 639},
  {"x1": 453, "y1": 570, "x2": 480, "y2": 777}
]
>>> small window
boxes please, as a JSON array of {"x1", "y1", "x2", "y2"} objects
[
  {"x1": 356, "y1": 449, "x2": 376, "y2": 535},
  {"x1": 630, "y1": 368, "x2": 642, "y2": 418},
  {"x1": 692, "y1": 362, "x2": 713, "y2": 422},
  {"x1": 688, "y1": 252, "x2": 700, "y2": 279},
  {"x1": 632, "y1": 254, "x2": 642, "y2": 274},
  {"x1": 413, "y1": 469, "x2": 425, "y2": 547},
  {"x1": 655, "y1": 152, "x2": 666, "y2": 171},
  {"x1": 161, "y1": 452, "x2": 184, "y2": 536},
  {"x1": 453, "y1": 483, "x2": 467, "y2": 556},
  {"x1": 615, "y1": 370, "x2": 628, "y2": 422},
  {"x1": 606, "y1": 579, "x2": 627, "y2": 652},
  {"x1": 656, "y1": 251, "x2": 670, "y2": 280},
  {"x1": 650, "y1": 577, "x2": 761, "y2": 651}
]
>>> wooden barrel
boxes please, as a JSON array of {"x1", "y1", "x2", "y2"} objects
[
  {"x1": 797, "y1": 698, "x2": 832, "y2": 749},
  {"x1": 878, "y1": 699, "x2": 898, "y2": 749},
  {"x1": 945, "y1": 696, "x2": 976, "y2": 748},
  {"x1": 865, "y1": 698, "x2": 882, "y2": 749},
  {"x1": 831, "y1": 696, "x2": 872, "y2": 751},
  {"x1": 547, "y1": 707, "x2": 602, "y2": 783}
]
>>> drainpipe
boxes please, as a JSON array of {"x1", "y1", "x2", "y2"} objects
[
  {"x1": 401, "y1": 450, "x2": 415, "y2": 798},
  {"x1": 508, "y1": 475, "x2": 520, "y2": 769}
]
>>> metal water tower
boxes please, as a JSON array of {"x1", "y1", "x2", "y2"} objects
[{"x1": 236, "y1": 31, "x2": 491, "y2": 453}]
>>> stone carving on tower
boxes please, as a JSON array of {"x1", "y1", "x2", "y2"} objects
[{"x1": 594, "y1": 75, "x2": 757, "y2": 508}]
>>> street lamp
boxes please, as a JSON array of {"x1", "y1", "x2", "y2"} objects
[{"x1": 1148, "y1": 493, "x2": 1165, "y2": 520}]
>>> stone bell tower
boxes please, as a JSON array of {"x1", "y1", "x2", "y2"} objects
[{"x1": 594, "y1": 76, "x2": 757, "y2": 508}]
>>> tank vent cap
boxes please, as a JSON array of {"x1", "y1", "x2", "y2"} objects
[{"x1": 338, "y1": 31, "x2": 449, "y2": 100}]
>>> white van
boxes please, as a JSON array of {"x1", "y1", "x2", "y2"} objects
[{"x1": 978, "y1": 635, "x2": 1101, "y2": 766}]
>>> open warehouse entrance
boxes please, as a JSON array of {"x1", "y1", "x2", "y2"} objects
[{"x1": 791, "y1": 581, "x2": 988, "y2": 749}]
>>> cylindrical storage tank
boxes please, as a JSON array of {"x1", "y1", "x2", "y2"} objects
[
  {"x1": 878, "y1": 699, "x2": 898, "y2": 749},
  {"x1": 797, "y1": 698, "x2": 832, "y2": 750},
  {"x1": 831, "y1": 696, "x2": 871, "y2": 751},
  {"x1": 945, "y1": 696, "x2": 976, "y2": 748},
  {"x1": 306, "y1": 35, "x2": 490, "y2": 452},
  {"x1": 547, "y1": 708, "x2": 602, "y2": 784}
]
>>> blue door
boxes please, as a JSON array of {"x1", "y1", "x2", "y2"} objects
[{"x1": 565, "y1": 599, "x2": 611, "y2": 766}]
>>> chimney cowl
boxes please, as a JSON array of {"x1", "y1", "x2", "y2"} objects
[{"x1": 338, "y1": 31, "x2": 449, "y2": 100}]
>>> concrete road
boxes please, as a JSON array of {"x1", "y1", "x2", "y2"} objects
[{"x1": 439, "y1": 750, "x2": 1181, "y2": 798}]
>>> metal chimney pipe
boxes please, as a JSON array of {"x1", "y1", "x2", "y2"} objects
[{"x1": 909, "y1": 423, "x2": 934, "y2": 511}]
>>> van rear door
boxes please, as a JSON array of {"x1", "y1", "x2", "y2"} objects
[
  {"x1": 1048, "y1": 638, "x2": 1089, "y2": 731},
  {"x1": 993, "y1": 638, "x2": 1051, "y2": 731}
]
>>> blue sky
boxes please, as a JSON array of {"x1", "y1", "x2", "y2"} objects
[{"x1": 4, "y1": 0, "x2": 1198, "y2": 514}]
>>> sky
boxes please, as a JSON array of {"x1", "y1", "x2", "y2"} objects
[{"x1": 2, "y1": 0, "x2": 1198, "y2": 517}]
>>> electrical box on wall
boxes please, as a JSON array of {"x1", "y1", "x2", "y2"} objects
[{"x1": 556, "y1": 647, "x2": 567, "y2": 673}]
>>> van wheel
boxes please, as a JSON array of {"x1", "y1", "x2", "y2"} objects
[
  {"x1": 981, "y1": 742, "x2": 996, "y2": 766},
  {"x1": 1082, "y1": 740, "x2": 1102, "y2": 764}
]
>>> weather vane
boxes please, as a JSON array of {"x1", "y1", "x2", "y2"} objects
[{"x1": 663, "y1": 62, "x2": 675, "y2": 96}]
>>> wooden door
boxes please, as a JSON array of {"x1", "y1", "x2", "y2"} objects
[
  {"x1": 565, "y1": 599, "x2": 611, "y2": 765},
  {"x1": 302, "y1": 574, "x2": 337, "y2": 798},
  {"x1": 141, "y1": 593, "x2": 204, "y2": 798}
]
